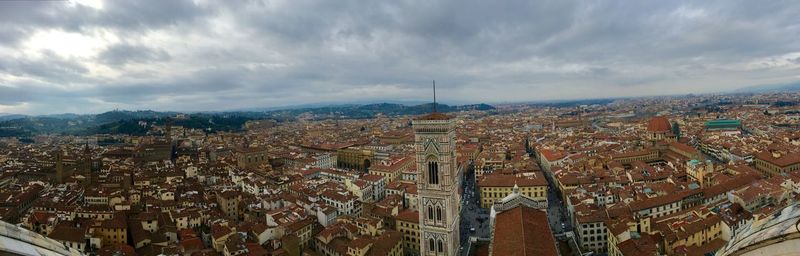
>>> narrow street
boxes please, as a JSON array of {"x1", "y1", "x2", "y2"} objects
[
  {"x1": 545, "y1": 170, "x2": 571, "y2": 234},
  {"x1": 531, "y1": 150, "x2": 584, "y2": 256},
  {"x1": 533, "y1": 151, "x2": 573, "y2": 235},
  {"x1": 459, "y1": 163, "x2": 490, "y2": 256}
]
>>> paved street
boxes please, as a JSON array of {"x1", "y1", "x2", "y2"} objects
[
  {"x1": 546, "y1": 172, "x2": 572, "y2": 234},
  {"x1": 458, "y1": 164, "x2": 489, "y2": 256},
  {"x1": 535, "y1": 152, "x2": 573, "y2": 235}
]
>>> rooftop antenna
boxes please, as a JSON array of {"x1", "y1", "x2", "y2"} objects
[{"x1": 432, "y1": 80, "x2": 437, "y2": 113}]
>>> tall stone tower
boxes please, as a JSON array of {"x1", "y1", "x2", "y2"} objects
[
  {"x1": 414, "y1": 111, "x2": 461, "y2": 256},
  {"x1": 55, "y1": 148, "x2": 64, "y2": 184},
  {"x1": 82, "y1": 144, "x2": 93, "y2": 186},
  {"x1": 165, "y1": 117, "x2": 173, "y2": 142}
]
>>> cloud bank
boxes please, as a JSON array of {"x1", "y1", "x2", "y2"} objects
[{"x1": 0, "y1": 0, "x2": 799, "y2": 114}]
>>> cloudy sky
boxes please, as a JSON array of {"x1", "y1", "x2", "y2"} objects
[{"x1": 1, "y1": 0, "x2": 799, "y2": 114}]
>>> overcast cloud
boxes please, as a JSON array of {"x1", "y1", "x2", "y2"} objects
[{"x1": 0, "y1": 0, "x2": 799, "y2": 114}]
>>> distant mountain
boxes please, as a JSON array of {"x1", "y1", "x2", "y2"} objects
[
  {"x1": 93, "y1": 110, "x2": 177, "y2": 124},
  {"x1": 0, "y1": 110, "x2": 179, "y2": 137},
  {"x1": 0, "y1": 113, "x2": 27, "y2": 122},
  {"x1": 735, "y1": 81, "x2": 800, "y2": 93},
  {"x1": 40, "y1": 113, "x2": 82, "y2": 119},
  {"x1": 265, "y1": 102, "x2": 495, "y2": 119},
  {"x1": 232, "y1": 100, "x2": 430, "y2": 112},
  {"x1": 0, "y1": 103, "x2": 495, "y2": 137}
]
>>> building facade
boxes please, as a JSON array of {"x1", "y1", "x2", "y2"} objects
[
  {"x1": 414, "y1": 113, "x2": 460, "y2": 256},
  {"x1": 478, "y1": 174, "x2": 548, "y2": 208}
]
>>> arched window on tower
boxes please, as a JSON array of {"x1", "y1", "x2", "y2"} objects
[
  {"x1": 437, "y1": 239, "x2": 444, "y2": 253},
  {"x1": 428, "y1": 161, "x2": 439, "y2": 184},
  {"x1": 427, "y1": 206, "x2": 434, "y2": 220},
  {"x1": 429, "y1": 238, "x2": 435, "y2": 252},
  {"x1": 436, "y1": 206, "x2": 442, "y2": 221}
]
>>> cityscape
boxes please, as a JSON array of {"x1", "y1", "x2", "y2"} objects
[{"x1": 2, "y1": 1, "x2": 800, "y2": 256}]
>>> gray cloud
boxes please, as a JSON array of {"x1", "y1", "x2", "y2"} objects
[
  {"x1": 0, "y1": 51, "x2": 90, "y2": 83},
  {"x1": 0, "y1": 0, "x2": 799, "y2": 114},
  {"x1": 98, "y1": 43, "x2": 170, "y2": 66}
]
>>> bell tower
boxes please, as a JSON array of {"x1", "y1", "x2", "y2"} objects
[
  {"x1": 414, "y1": 81, "x2": 460, "y2": 255},
  {"x1": 55, "y1": 148, "x2": 64, "y2": 184}
]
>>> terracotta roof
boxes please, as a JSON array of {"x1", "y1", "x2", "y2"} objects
[
  {"x1": 540, "y1": 149, "x2": 567, "y2": 162},
  {"x1": 415, "y1": 112, "x2": 451, "y2": 120},
  {"x1": 647, "y1": 116, "x2": 672, "y2": 132},
  {"x1": 369, "y1": 230, "x2": 403, "y2": 256},
  {"x1": 492, "y1": 206, "x2": 557, "y2": 256},
  {"x1": 395, "y1": 209, "x2": 419, "y2": 224},
  {"x1": 669, "y1": 142, "x2": 698, "y2": 154},
  {"x1": 629, "y1": 190, "x2": 688, "y2": 211},
  {"x1": 97, "y1": 244, "x2": 136, "y2": 256},
  {"x1": 48, "y1": 222, "x2": 86, "y2": 243},
  {"x1": 211, "y1": 224, "x2": 233, "y2": 240},
  {"x1": 754, "y1": 151, "x2": 800, "y2": 167},
  {"x1": 616, "y1": 233, "x2": 658, "y2": 256}
]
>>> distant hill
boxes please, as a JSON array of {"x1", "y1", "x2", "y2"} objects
[
  {"x1": 0, "y1": 114, "x2": 27, "y2": 122},
  {"x1": 264, "y1": 102, "x2": 494, "y2": 119},
  {"x1": 734, "y1": 81, "x2": 800, "y2": 93},
  {"x1": 0, "y1": 110, "x2": 181, "y2": 137},
  {"x1": 0, "y1": 103, "x2": 495, "y2": 137}
]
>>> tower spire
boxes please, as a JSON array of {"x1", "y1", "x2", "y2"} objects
[{"x1": 433, "y1": 80, "x2": 437, "y2": 113}]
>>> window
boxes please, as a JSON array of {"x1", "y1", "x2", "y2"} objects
[
  {"x1": 428, "y1": 162, "x2": 439, "y2": 184},
  {"x1": 436, "y1": 207, "x2": 443, "y2": 221},
  {"x1": 427, "y1": 206, "x2": 434, "y2": 220},
  {"x1": 437, "y1": 239, "x2": 444, "y2": 253},
  {"x1": 429, "y1": 238, "x2": 435, "y2": 251}
]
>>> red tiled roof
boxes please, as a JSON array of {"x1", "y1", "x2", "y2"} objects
[
  {"x1": 629, "y1": 190, "x2": 688, "y2": 211},
  {"x1": 48, "y1": 222, "x2": 86, "y2": 243},
  {"x1": 669, "y1": 142, "x2": 698, "y2": 154},
  {"x1": 540, "y1": 149, "x2": 567, "y2": 162},
  {"x1": 180, "y1": 237, "x2": 205, "y2": 252},
  {"x1": 415, "y1": 112, "x2": 451, "y2": 120},
  {"x1": 616, "y1": 233, "x2": 658, "y2": 256},
  {"x1": 492, "y1": 206, "x2": 557, "y2": 256},
  {"x1": 754, "y1": 151, "x2": 800, "y2": 167},
  {"x1": 647, "y1": 116, "x2": 671, "y2": 132},
  {"x1": 97, "y1": 244, "x2": 136, "y2": 256},
  {"x1": 395, "y1": 209, "x2": 419, "y2": 224}
]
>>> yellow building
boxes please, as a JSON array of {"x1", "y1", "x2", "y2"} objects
[
  {"x1": 686, "y1": 160, "x2": 716, "y2": 187},
  {"x1": 607, "y1": 209, "x2": 723, "y2": 256},
  {"x1": 611, "y1": 150, "x2": 659, "y2": 165},
  {"x1": 286, "y1": 218, "x2": 316, "y2": 250},
  {"x1": 94, "y1": 214, "x2": 127, "y2": 247},
  {"x1": 657, "y1": 212, "x2": 723, "y2": 255},
  {"x1": 753, "y1": 150, "x2": 800, "y2": 177},
  {"x1": 348, "y1": 238, "x2": 372, "y2": 256},
  {"x1": 607, "y1": 216, "x2": 652, "y2": 256},
  {"x1": 216, "y1": 191, "x2": 242, "y2": 220},
  {"x1": 211, "y1": 224, "x2": 235, "y2": 252},
  {"x1": 371, "y1": 230, "x2": 404, "y2": 256},
  {"x1": 478, "y1": 173, "x2": 548, "y2": 208},
  {"x1": 337, "y1": 147, "x2": 374, "y2": 171},
  {"x1": 369, "y1": 156, "x2": 413, "y2": 183},
  {"x1": 395, "y1": 210, "x2": 421, "y2": 256}
]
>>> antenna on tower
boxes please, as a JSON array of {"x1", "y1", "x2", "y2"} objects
[{"x1": 432, "y1": 80, "x2": 437, "y2": 113}]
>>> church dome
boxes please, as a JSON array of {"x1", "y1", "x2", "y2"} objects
[{"x1": 647, "y1": 116, "x2": 672, "y2": 132}]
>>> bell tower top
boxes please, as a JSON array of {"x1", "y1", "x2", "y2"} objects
[{"x1": 416, "y1": 80, "x2": 451, "y2": 121}]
